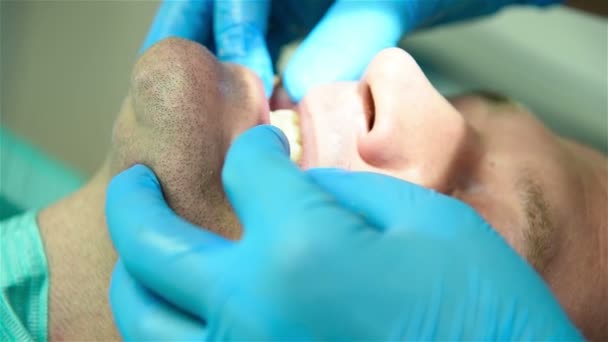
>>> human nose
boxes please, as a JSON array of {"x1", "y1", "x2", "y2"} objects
[{"x1": 357, "y1": 48, "x2": 478, "y2": 193}]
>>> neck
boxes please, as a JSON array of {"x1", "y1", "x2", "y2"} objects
[
  {"x1": 567, "y1": 141, "x2": 607, "y2": 340},
  {"x1": 580, "y1": 148, "x2": 607, "y2": 285},
  {"x1": 38, "y1": 161, "x2": 119, "y2": 341}
]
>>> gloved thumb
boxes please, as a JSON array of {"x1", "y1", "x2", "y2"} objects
[{"x1": 222, "y1": 125, "x2": 363, "y2": 236}]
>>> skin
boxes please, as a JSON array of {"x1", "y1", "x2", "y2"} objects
[{"x1": 37, "y1": 38, "x2": 606, "y2": 340}]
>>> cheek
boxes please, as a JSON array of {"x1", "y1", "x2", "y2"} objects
[
  {"x1": 449, "y1": 101, "x2": 547, "y2": 259},
  {"x1": 299, "y1": 84, "x2": 369, "y2": 169},
  {"x1": 221, "y1": 65, "x2": 271, "y2": 143},
  {"x1": 110, "y1": 97, "x2": 143, "y2": 171},
  {"x1": 109, "y1": 43, "x2": 267, "y2": 241},
  {"x1": 476, "y1": 194, "x2": 527, "y2": 256},
  {"x1": 454, "y1": 167, "x2": 528, "y2": 258},
  {"x1": 110, "y1": 96, "x2": 243, "y2": 240}
]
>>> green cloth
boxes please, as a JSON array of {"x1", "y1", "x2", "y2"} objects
[
  {"x1": 0, "y1": 127, "x2": 84, "y2": 214},
  {"x1": 0, "y1": 211, "x2": 48, "y2": 342}
]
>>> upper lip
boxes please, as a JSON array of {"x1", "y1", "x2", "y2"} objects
[{"x1": 292, "y1": 83, "x2": 371, "y2": 170}]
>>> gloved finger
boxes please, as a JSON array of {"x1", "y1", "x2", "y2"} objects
[
  {"x1": 307, "y1": 168, "x2": 491, "y2": 237},
  {"x1": 141, "y1": 0, "x2": 213, "y2": 53},
  {"x1": 222, "y1": 126, "x2": 363, "y2": 235},
  {"x1": 110, "y1": 261, "x2": 207, "y2": 341},
  {"x1": 282, "y1": 0, "x2": 411, "y2": 101},
  {"x1": 106, "y1": 164, "x2": 231, "y2": 320},
  {"x1": 214, "y1": 0, "x2": 274, "y2": 97}
]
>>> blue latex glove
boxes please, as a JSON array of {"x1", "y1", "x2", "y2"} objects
[
  {"x1": 140, "y1": 0, "x2": 563, "y2": 101},
  {"x1": 107, "y1": 125, "x2": 581, "y2": 340},
  {"x1": 281, "y1": 0, "x2": 564, "y2": 100},
  {"x1": 141, "y1": 0, "x2": 274, "y2": 96}
]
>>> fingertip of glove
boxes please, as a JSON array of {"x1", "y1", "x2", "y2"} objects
[
  {"x1": 107, "y1": 164, "x2": 162, "y2": 210},
  {"x1": 264, "y1": 125, "x2": 290, "y2": 153},
  {"x1": 113, "y1": 164, "x2": 158, "y2": 187},
  {"x1": 126, "y1": 164, "x2": 155, "y2": 177},
  {"x1": 226, "y1": 125, "x2": 289, "y2": 164},
  {"x1": 223, "y1": 125, "x2": 290, "y2": 187},
  {"x1": 262, "y1": 72, "x2": 275, "y2": 98},
  {"x1": 281, "y1": 66, "x2": 307, "y2": 102}
]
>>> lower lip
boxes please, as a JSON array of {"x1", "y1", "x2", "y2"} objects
[{"x1": 295, "y1": 103, "x2": 315, "y2": 169}]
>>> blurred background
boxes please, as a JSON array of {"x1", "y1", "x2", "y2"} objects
[{"x1": 1, "y1": 1, "x2": 606, "y2": 218}]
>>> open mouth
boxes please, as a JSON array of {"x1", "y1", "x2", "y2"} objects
[
  {"x1": 268, "y1": 84, "x2": 370, "y2": 171},
  {"x1": 269, "y1": 109, "x2": 304, "y2": 164}
]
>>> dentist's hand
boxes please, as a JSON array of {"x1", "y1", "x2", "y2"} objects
[
  {"x1": 142, "y1": 0, "x2": 275, "y2": 96},
  {"x1": 141, "y1": 0, "x2": 562, "y2": 101},
  {"x1": 107, "y1": 125, "x2": 580, "y2": 340},
  {"x1": 281, "y1": 0, "x2": 563, "y2": 101}
]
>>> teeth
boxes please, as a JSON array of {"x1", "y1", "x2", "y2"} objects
[{"x1": 269, "y1": 109, "x2": 302, "y2": 163}]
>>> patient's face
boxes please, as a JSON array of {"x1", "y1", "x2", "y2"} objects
[{"x1": 111, "y1": 39, "x2": 606, "y2": 338}]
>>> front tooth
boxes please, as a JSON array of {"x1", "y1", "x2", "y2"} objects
[{"x1": 269, "y1": 109, "x2": 302, "y2": 163}]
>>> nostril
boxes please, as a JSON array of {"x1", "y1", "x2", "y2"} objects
[{"x1": 360, "y1": 83, "x2": 376, "y2": 132}]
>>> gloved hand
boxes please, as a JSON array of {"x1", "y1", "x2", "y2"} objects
[
  {"x1": 106, "y1": 125, "x2": 581, "y2": 340},
  {"x1": 140, "y1": 0, "x2": 562, "y2": 101}
]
